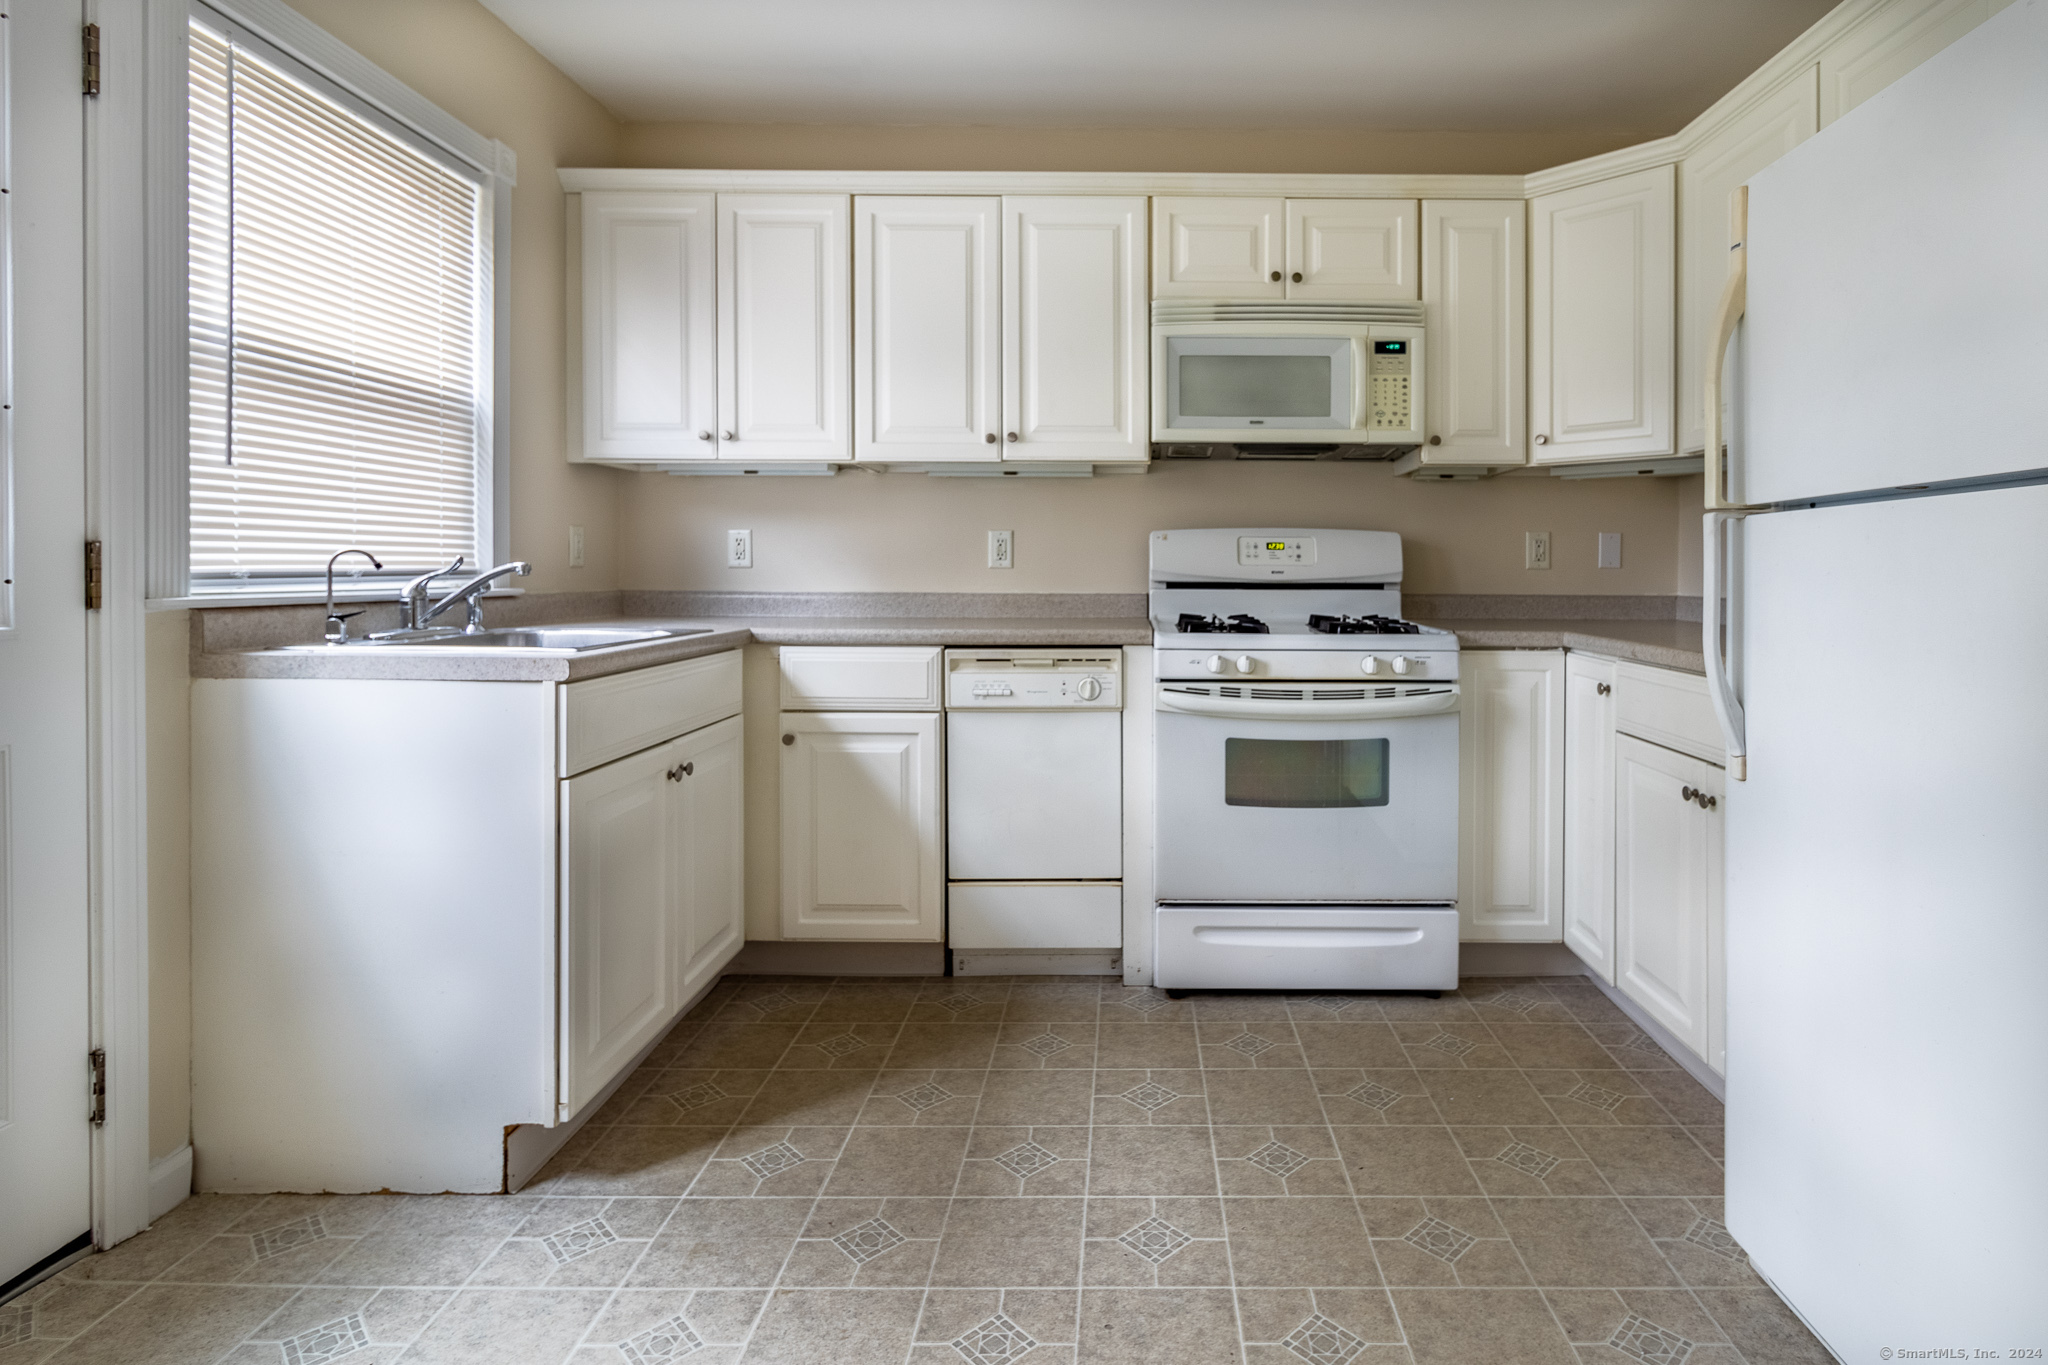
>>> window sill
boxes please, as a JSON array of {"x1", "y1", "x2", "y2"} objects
[{"x1": 146, "y1": 586, "x2": 526, "y2": 612}]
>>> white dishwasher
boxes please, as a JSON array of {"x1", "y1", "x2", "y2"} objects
[{"x1": 944, "y1": 648, "x2": 1124, "y2": 975}]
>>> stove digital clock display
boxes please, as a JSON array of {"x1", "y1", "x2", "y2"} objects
[{"x1": 1238, "y1": 536, "x2": 1316, "y2": 566}]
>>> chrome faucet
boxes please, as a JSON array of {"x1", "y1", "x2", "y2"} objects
[
  {"x1": 324, "y1": 548, "x2": 384, "y2": 642},
  {"x1": 418, "y1": 561, "x2": 532, "y2": 633},
  {"x1": 397, "y1": 555, "x2": 466, "y2": 631}
]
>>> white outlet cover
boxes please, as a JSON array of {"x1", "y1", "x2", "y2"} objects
[
  {"x1": 989, "y1": 529, "x2": 1013, "y2": 570},
  {"x1": 1598, "y1": 532, "x2": 1622, "y2": 569},
  {"x1": 728, "y1": 529, "x2": 752, "y2": 569},
  {"x1": 1526, "y1": 531, "x2": 1551, "y2": 570}
]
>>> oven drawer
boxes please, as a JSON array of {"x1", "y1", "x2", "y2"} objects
[{"x1": 1154, "y1": 905, "x2": 1459, "y2": 990}]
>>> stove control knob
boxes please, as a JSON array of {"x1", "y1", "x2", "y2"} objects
[
  {"x1": 1234, "y1": 655, "x2": 1256, "y2": 675},
  {"x1": 1077, "y1": 676, "x2": 1102, "y2": 701},
  {"x1": 1361, "y1": 656, "x2": 1382, "y2": 675},
  {"x1": 1392, "y1": 656, "x2": 1414, "y2": 675},
  {"x1": 1205, "y1": 654, "x2": 1227, "y2": 675}
]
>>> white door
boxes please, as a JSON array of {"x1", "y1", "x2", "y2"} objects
[
  {"x1": 1003, "y1": 196, "x2": 1147, "y2": 463},
  {"x1": 853, "y1": 195, "x2": 1001, "y2": 463},
  {"x1": 1561, "y1": 653, "x2": 1619, "y2": 981},
  {"x1": 717, "y1": 193, "x2": 851, "y2": 461},
  {"x1": 1677, "y1": 67, "x2": 1816, "y2": 455},
  {"x1": 579, "y1": 191, "x2": 717, "y2": 462},
  {"x1": 1284, "y1": 199, "x2": 1418, "y2": 300},
  {"x1": 671, "y1": 716, "x2": 745, "y2": 999},
  {"x1": 1613, "y1": 734, "x2": 1717, "y2": 1056},
  {"x1": 1530, "y1": 165, "x2": 1675, "y2": 463},
  {"x1": 780, "y1": 711, "x2": 942, "y2": 940},
  {"x1": 1457, "y1": 651, "x2": 1565, "y2": 941},
  {"x1": 1417, "y1": 199, "x2": 1526, "y2": 467},
  {"x1": 1150, "y1": 196, "x2": 1283, "y2": 299},
  {"x1": 946, "y1": 711, "x2": 1121, "y2": 881},
  {"x1": 560, "y1": 742, "x2": 677, "y2": 1118},
  {"x1": 0, "y1": 2, "x2": 94, "y2": 1286}
]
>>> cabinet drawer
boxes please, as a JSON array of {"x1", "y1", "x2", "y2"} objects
[
  {"x1": 560, "y1": 652, "x2": 742, "y2": 777},
  {"x1": 1614, "y1": 660, "x2": 1723, "y2": 766},
  {"x1": 780, "y1": 647, "x2": 942, "y2": 711}
]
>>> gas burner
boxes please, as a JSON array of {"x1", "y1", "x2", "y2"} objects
[
  {"x1": 1177, "y1": 612, "x2": 1270, "y2": 634},
  {"x1": 1307, "y1": 613, "x2": 1422, "y2": 635}
]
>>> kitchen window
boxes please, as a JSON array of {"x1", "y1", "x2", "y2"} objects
[{"x1": 175, "y1": 7, "x2": 507, "y2": 599}]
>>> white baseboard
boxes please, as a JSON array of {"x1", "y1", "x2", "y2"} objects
[
  {"x1": 148, "y1": 1146, "x2": 193, "y2": 1222},
  {"x1": 1458, "y1": 942, "x2": 1590, "y2": 977}
]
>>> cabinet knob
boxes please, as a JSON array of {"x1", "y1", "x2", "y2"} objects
[
  {"x1": 984, "y1": 433, "x2": 997, "y2": 444},
  {"x1": 1291, "y1": 271, "x2": 1303, "y2": 283},
  {"x1": 1682, "y1": 785, "x2": 1696, "y2": 802},
  {"x1": 781, "y1": 733, "x2": 795, "y2": 746},
  {"x1": 1596, "y1": 682, "x2": 1611, "y2": 696},
  {"x1": 1006, "y1": 432, "x2": 1018, "y2": 443},
  {"x1": 724, "y1": 430, "x2": 737, "y2": 441},
  {"x1": 1533, "y1": 434, "x2": 1548, "y2": 445},
  {"x1": 1270, "y1": 270, "x2": 1281, "y2": 282},
  {"x1": 1427, "y1": 435, "x2": 1441, "y2": 446},
  {"x1": 697, "y1": 430, "x2": 713, "y2": 441},
  {"x1": 666, "y1": 762, "x2": 694, "y2": 781}
]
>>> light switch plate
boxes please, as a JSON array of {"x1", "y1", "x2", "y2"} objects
[
  {"x1": 1525, "y1": 531, "x2": 1551, "y2": 571},
  {"x1": 727, "y1": 529, "x2": 752, "y2": 569},
  {"x1": 1598, "y1": 532, "x2": 1622, "y2": 569},
  {"x1": 568, "y1": 524, "x2": 585, "y2": 568},
  {"x1": 989, "y1": 529, "x2": 1013, "y2": 570}
]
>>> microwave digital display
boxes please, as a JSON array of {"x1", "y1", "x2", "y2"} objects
[
  {"x1": 1177, "y1": 354, "x2": 1333, "y2": 418},
  {"x1": 1374, "y1": 341, "x2": 1406, "y2": 354}
]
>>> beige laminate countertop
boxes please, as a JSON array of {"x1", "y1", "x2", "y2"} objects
[{"x1": 1426, "y1": 618, "x2": 1706, "y2": 674}]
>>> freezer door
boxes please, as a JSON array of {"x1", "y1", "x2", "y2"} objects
[
  {"x1": 1740, "y1": 0, "x2": 2048, "y2": 503},
  {"x1": 1727, "y1": 485, "x2": 2048, "y2": 1355}
]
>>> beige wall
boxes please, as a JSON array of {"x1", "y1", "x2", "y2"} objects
[{"x1": 1673, "y1": 474, "x2": 1706, "y2": 597}]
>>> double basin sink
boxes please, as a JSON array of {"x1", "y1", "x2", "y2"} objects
[{"x1": 278, "y1": 624, "x2": 714, "y2": 654}]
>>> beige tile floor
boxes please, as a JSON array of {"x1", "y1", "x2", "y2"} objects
[{"x1": 0, "y1": 975, "x2": 1838, "y2": 1365}]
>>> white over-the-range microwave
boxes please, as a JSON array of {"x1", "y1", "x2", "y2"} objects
[{"x1": 1151, "y1": 301, "x2": 1424, "y2": 459}]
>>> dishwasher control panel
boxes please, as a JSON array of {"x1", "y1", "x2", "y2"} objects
[{"x1": 944, "y1": 649, "x2": 1123, "y2": 710}]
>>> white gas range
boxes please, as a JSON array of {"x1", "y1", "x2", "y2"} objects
[{"x1": 1148, "y1": 528, "x2": 1462, "y2": 992}]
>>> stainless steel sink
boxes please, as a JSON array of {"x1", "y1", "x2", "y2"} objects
[{"x1": 276, "y1": 624, "x2": 714, "y2": 653}]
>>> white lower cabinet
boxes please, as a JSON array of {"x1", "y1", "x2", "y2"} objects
[
  {"x1": 779, "y1": 711, "x2": 943, "y2": 941},
  {"x1": 1613, "y1": 734, "x2": 1724, "y2": 1066},
  {"x1": 1562, "y1": 653, "x2": 1619, "y2": 980},
  {"x1": 1458, "y1": 650, "x2": 1566, "y2": 941}
]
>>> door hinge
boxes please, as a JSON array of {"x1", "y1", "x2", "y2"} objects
[
  {"x1": 85, "y1": 540, "x2": 103, "y2": 610},
  {"x1": 89, "y1": 1049, "x2": 107, "y2": 1126},
  {"x1": 83, "y1": 23, "x2": 101, "y2": 97}
]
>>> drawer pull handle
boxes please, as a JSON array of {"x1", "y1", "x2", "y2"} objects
[
  {"x1": 667, "y1": 762, "x2": 694, "y2": 781},
  {"x1": 1596, "y1": 682, "x2": 1611, "y2": 695},
  {"x1": 782, "y1": 733, "x2": 795, "y2": 746},
  {"x1": 1680, "y1": 785, "x2": 1717, "y2": 810}
]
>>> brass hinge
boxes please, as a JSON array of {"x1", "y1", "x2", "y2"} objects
[
  {"x1": 83, "y1": 23, "x2": 101, "y2": 97},
  {"x1": 85, "y1": 540, "x2": 103, "y2": 610},
  {"x1": 89, "y1": 1049, "x2": 107, "y2": 1126}
]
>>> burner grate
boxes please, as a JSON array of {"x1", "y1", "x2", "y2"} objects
[
  {"x1": 1176, "y1": 612, "x2": 1270, "y2": 634},
  {"x1": 1306, "y1": 613, "x2": 1421, "y2": 635}
]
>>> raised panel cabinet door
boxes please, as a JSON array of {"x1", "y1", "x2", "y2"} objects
[
  {"x1": 1530, "y1": 165, "x2": 1676, "y2": 463},
  {"x1": 1285, "y1": 198, "x2": 1419, "y2": 300},
  {"x1": 1004, "y1": 196, "x2": 1148, "y2": 462},
  {"x1": 560, "y1": 741, "x2": 678, "y2": 1118},
  {"x1": 1151, "y1": 196, "x2": 1284, "y2": 298},
  {"x1": 780, "y1": 711, "x2": 943, "y2": 940},
  {"x1": 1614, "y1": 735, "x2": 1713, "y2": 1057},
  {"x1": 854, "y1": 196, "x2": 1002, "y2": 462},
  {"x1": 1562, "y1": 653, "x2": 1620, "y2": 981},
  {"x1": 717, "y1": 193, "x2": 852, "y2": 461},
  {"x1": 1457, "y1": 651, "x2": 1566, "y2": 941},
  {"x1": 671, "y1": 716, "x2": 746, "y2": 999},
  {"x1": 1678, "y1": 68, "x2": 1818, "y2": 455},
  {"x1": 581, "y1": 192, "x2": 717, "y2": 461},
  {"x1": 1419, "y1": 199, "x2": 1527, "y2": 466}
]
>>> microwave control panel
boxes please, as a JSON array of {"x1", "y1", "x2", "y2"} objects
[{"x1": 1368, "y1": 340, "x2": 1413, "y2": 432}]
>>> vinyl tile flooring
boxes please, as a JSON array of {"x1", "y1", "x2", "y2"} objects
[{"x1": 1, "y1": 975, "x2": 1837, "y2": 1365}]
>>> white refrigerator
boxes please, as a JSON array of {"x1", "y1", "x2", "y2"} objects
[{"x1": 1708, "y1": 0, "x2": 2048, "y2": 1355}]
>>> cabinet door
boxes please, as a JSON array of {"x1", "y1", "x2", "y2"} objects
[
  {"x1": 854, "y1": 196, "x2": 1001, "y2": 463},
  {"x1": 1458, "y1": 651, "x2": 1566, "y2": 942},
  {"x1": 1003, "y1": 196, "x2": 1148, "y2": 462},
  {"x1": 560, "y1": 741, "x2": 678, "y2": 1117},
  {"x1": 1530, "y1": 165, "x2": 1675, "y2": 463},
  {"x1": 1418, "y1": 199, "x2": 1526, "y2": 466},
  {"x1": 1562, "y1": 654, "x2": 1619, "y2": 981},
  {"x1": 1614, "y1": 735, "x2": 1716, "y2": 1057},
  {"x1": 580, "y1": 191, "x2": 717, "y2": 462},
  {"x1": 1284, "y1": 199, "x2": 1418, "y2": 300},
  {"x1": 1151, "y1": 196, "x2": 1283, "y2": 299},
  {"x1": 672, "y1": 716, "x2": 745, "y2": 999},
  {"x1": 717, "y1": 194, "x2": 851, "y2": 461},
  {"x1": 1678, "y1": 68, "x2": 1817, "y2": 455},
  {"x1": 780, "y1": 711, "x2": 943, "y2": 940}
]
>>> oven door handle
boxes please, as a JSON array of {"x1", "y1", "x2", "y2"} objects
[{"x1": 1156, "y1": 688, "x2": 1459, "y2": 721}]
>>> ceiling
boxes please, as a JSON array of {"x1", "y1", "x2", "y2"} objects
[{"x1": 478, "y1": 0, "x2": 1836, "y2": 137}]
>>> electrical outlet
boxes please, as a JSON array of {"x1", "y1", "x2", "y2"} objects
[
  {"x1": 1526, "y1": 531, "x2": 1551, "y2": 571},
  {"x1": 567, "y1": 524, "x2": 585, "y2": 568},
  {"x1": 1598, "y1": 532, "x2": 1622, "y2": 569},
  {"x1": 727, "y1": 529, "x2": 752, "y2": 569},
  {"x1": 988, "y1": 529, "x2": 1013, "y2": 570}
]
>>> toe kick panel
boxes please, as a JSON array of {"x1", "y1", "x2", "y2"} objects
[{"x1": 1154, "y1": 904, "x2": 1459, "y2": 990}]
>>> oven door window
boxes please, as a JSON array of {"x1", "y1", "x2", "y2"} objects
[{"x1": 1224, "y1": 737, "x2": 1389, "y2": 808}]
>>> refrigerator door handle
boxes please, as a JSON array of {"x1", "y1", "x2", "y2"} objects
[
  {"x1": 1704, "y1": 186, "x2": 1770, "y2": 516},
  {"x1": 1703, "y1": 510, "x2": 1747, "y2": 781}
]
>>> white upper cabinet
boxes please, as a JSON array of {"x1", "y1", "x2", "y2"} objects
[
  {"x1": 1459, "y1": 650, "x2": 1566, "y2": 943},
  {"x1": 1416, "y1": 199, "x2": 1526, "y2": 467},
  {"x1": 1819, "y1": 0, "x2": 2017, "y2": 124},
  {"x1": 854, "y1": 196, "x2": 1002, "y2": 463},
  {"x1": 580, "y1": 192, "x2": 717, "y2": 462},
  {"x1": 1678, "y1": 68, "x2": 1819, "y2": 455},
  {"x1": 1285, "y1": 199, "x2": 1418, "y2": 301},
  {"x1": 717, "y1": 194, "x2": 851, "y2": 461},
  {"x1": 1004, "y1": 196, "x2": 1149, "y2": 463},
  {"x1": 1530, "y1": 165, "x2": 1676, "y2": 464},
  {"x1": 1152, "y1": 196, "x2": 1284, "y2": 298}
]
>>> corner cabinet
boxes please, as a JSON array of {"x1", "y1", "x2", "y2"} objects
[
  {"x1": 1458, "y1": 650, "x2": 1566, "y2": 942},
  {"x1": 1529, "y1": 165, "x2": 1676, "y2": 464}
]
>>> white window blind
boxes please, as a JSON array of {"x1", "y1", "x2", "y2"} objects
[{"x1": 188, "y1": 17, "x2": 489, "y2": 587}]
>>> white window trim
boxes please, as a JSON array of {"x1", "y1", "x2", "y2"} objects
[{"x1": 146, "y1": 0, "x2": 515, "y2": 605}]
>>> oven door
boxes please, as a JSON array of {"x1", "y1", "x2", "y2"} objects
[{"x1": 1154, "y1": 686, "x2": 1458, "y2": 903}]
